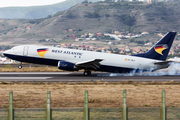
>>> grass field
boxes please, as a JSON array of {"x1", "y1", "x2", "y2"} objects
[{"x1": 0, "y1": 81, "x2": 180, "y2": 109}]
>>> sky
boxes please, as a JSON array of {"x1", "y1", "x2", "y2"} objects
[{"x1": 0, "y1": 0, "x2": 67, "y2": 8}]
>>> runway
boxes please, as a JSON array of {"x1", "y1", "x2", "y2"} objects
[{"x1": 0, "y1": 72, "x2": 180, "y2": 82}]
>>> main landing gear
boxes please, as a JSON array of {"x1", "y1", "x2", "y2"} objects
[
  {"x1": 18, "y1": 63, "x2": 22, "y2": 69},
  {"x1": 83, "y1": 70, "x2": 91, "y2": 76}
]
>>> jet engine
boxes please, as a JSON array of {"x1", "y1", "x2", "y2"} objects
[{"x1": 58, "y1": 61, "x2": 76, "y2": 71}]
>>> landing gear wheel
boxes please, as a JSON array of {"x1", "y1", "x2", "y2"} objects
[
  {"x1": 18, "y1": 65, "x2": 22, "y2": 69},
  {"x1": 83, "y1": 71, "x2": 91, "y2": 76},
  {"x1": 18, "y1": 62, "x2": 22, "y2": 69}
]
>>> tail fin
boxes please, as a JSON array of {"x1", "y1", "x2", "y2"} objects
[{"x1": 132, "y1": 32, "x2": 177, "y2": 61}]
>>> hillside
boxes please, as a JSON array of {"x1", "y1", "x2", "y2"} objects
[
  {"x1": 1, "y1": 1, "x2": 180, "y2": 46},
  {"x1": 0, "y1": 0, "x2": 99, "y2": 19},
  {"x1": 25, "y1": 2, "x2": 180, "y2": 35}
]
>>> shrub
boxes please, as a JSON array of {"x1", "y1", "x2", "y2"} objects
[
  {"x1": 66, "y1": 12, "x2": 76, "y2": 19},
  {"x1": 118, "y1": 14, "x2": 136, "y2": 26},
  {"x1": 84, "y1": 12, "x2": 100, "y2": 18}
]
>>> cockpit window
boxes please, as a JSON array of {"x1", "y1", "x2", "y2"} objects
[
  {"x1": 11, "y1": 47, "x2": 18, "y2": 50},
  {"x1": 12, "y1": 48, "x2": 16, "y2": 50}
]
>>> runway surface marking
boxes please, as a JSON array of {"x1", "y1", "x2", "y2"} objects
[
  {"x1": 0, "y1": 77, "x2": 52, "y2": 79},
  {"x1": 0, "y1": 72, "x2": 71, "y2": 74}
]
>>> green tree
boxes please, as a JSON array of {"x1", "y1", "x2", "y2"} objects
[
  {"x1": 119, "y1": 14, "x2": 136, "y2": 26},
  {"x1": 85, "y1": 12, "x2": 100, "y2": 18},
  {"x1": 66, "y1": 12, "x2": 76, "y2": 19}
]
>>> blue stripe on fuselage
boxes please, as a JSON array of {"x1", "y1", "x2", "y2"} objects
[{"x1": 3, "y1": 53, "x2": 59, "y2": 66}]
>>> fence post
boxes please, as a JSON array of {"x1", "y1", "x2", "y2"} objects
[
  {"x1": 46, "y1": 91, "x2": 51, "y2": 120},
  {"x1": 122, "y1": 90, "x2": 128, "y2": 120},
  {"x1": 8, "y1": 91, "x2": 14, "y2": 120},
  {"x1": 160, "y1": 90, "x2": 166, "y2": 120},
  {"x1": 84, "y1": 90, "x2": 89, "y2": 120}
]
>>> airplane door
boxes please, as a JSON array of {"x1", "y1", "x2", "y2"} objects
[{"x1": 23, "y1": 46, "x2": 29, "y2": 56}]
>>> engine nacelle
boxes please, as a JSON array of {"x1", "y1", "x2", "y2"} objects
[{"x1": 58, "y1": 61, "x2": 76, "y2": 71}]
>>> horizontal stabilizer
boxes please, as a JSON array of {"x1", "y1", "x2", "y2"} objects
[{"x1": 154, "y1": 61, "x2": 173, "y2": 65}]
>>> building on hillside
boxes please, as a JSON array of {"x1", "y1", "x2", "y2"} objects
[
  {"x1": 69, "y1": 34, "x2": 76, "y2": 39},
  {"x1": 69, "y1": 29, "x2": 73, "y2": 32},
  {"x1": 147, "y1": 0, "x2": 156, "y2": 3},
  {"x1": 97, "y1": 33, "x2": 103, "y2": 36},
  {"x1": 25, "y1": 26, "x2": 31, "y2": 29}
]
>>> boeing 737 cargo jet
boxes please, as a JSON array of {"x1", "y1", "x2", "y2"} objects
[{"x1": 3, "y1": 32, "x2": 177, "y2": 75}]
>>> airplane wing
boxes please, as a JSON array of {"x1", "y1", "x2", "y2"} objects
[{"x1": 75, "y1": 59, "x2": 103, "y2": 70}]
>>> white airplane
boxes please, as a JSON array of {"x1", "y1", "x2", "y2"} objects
[{"x1": 3, "y1": 32, "x2": 177, "y2": 75}]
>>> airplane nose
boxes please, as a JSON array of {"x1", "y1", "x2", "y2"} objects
[
  {"x1": 3, "y1": 50, "x2": 7, "y2": 55},
  {"x1": 3, "y1": 49, "x2": 11, "y2": 56}
]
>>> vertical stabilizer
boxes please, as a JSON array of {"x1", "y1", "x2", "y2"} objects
[{"x1": 132, "y1": 32, "x2": 177, "y2": 61}]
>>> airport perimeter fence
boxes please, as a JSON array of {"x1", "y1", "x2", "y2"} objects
[{"x1": 0, "y1": 90, "x2": 180, "y2": 120}]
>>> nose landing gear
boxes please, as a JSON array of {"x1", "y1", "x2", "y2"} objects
[{"x1": 18, "y1": 63, "x2": 22, "y2": 69}]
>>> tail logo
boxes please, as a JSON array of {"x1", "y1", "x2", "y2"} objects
[
  {"x1": 37, "y1": 48, "x2": 49, "y2": 58},
  {"x1": 154, "y1": 44, "x2": 168, "y2": 55}
]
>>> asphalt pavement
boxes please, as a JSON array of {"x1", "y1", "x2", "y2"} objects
[{"x1": 0, "y1": 72, "x2": 180, "y2": 82}]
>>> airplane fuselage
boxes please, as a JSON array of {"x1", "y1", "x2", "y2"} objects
[{"x1": 3, "y1": 45, "x2": 168, "y2": 73}]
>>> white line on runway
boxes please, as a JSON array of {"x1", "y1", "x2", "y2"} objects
[
  {"x1": 0, "y1": 77, "x2": 52, "y2": 79},
  {"x1": 0, "y1": 72, "x2": 72, "y2": 74}
]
